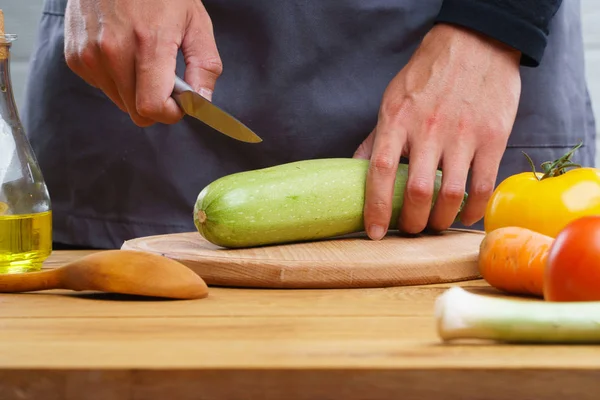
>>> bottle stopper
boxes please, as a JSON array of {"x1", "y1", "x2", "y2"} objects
[{"x1": 0, "y1": 9, "x2": 6, "y2": 60}]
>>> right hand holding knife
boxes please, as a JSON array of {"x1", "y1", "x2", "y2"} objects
[{"x1": 64, "y1": 0, "x2": 223, "y2": 127}]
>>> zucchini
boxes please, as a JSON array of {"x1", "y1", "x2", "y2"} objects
[{"x1": 193, "y1": 158, "x2": 466, "y2": 248}]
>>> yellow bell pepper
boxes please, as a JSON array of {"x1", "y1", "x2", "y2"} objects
[{"x1": 484, "y1": 143, "x2": 600, "y2": 238}]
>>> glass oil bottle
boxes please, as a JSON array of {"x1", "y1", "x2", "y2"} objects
[{"x1": 0, "y1": 29, "x2": 52, "y2": 273}]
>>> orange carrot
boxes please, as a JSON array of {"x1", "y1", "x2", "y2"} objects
[{"x1": 478, "y1": 226, "x2": 554, "y2": 297}]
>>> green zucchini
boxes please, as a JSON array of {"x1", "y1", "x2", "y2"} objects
[{"x1": 193, "y1": 158, "x2": 466, "y2": 248}]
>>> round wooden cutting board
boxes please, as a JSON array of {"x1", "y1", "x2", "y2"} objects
[{"x1": 121, "y1": 229, "x2": 485, "y2": 289}]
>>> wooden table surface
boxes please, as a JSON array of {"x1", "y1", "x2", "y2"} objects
[{"x1": 1, "y1": 250, "x2": 599, "y2": 400}]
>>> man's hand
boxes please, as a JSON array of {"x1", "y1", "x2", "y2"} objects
[
  {"x1": 354, "y1": 23, "x2": 521, "y2": 240},
  {"x1": 64, "y1": 0, "x2": 222, "y2": 127}
]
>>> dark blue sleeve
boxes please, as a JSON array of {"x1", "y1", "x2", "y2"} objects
[{"x1": 434, "y1": 0, "x2": 563, "y2": 67}]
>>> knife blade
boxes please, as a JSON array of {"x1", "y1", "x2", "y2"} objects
[{"x1": 171, "y1": 76, "x2": 262, "y2": 143}]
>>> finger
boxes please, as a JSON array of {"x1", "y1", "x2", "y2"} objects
[
  {"x1": 134, "y1": 29, "x2": 184, "y2": 124},
  {"x1": 427, "y1": 146, "x2": 473, "y2": 232},
  {"x1": 399, "y1": 142, "x2": 442, "y2": 234},
  {"x1": 353, "y1": 129, "x2": 375, "y2": 159},
  {"x1": 63, "y1": 8, "x2": 128, "y2": 114},
  {"x1": 98, "y1": 32, "x2": 156, "y2": 127},
  {"x1": 64, "y1": 50, "x2": 99, "y2": 89},
  {"x1": 459, "y1": 146, "x2": 503, "y2": 226},
  {"x1": 64, "y1": 5, "x2": 99, "y2": 88},
  {"x1": 182, "y1": 4, "x2": 223, "y2": 101},
  {"x1": 78, "y1": 46, "x2": 129, "y2": 114},
  {"x1": 64, "y1": 41, "x2": 128, "y2": 113},
  {"x1": 363, "y1": 125, "x2": 406, "y2": 241}
]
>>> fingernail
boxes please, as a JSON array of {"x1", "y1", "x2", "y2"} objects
[
  {"x1": 199, "y1": 88, "x2": 213, "y2": 101},
  {"x1": 368, "y1": 224, "x2": 386, "y2": 241}
]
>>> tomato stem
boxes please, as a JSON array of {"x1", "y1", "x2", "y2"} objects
[{"x1": 522, "y1": 141, "x2": 583, "y2": 181}]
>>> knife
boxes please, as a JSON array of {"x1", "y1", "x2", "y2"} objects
[{"x1": 171, "y1": 76, "x2": 262, "y2": 143}]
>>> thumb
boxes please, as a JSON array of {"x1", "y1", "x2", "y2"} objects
[
  {"x1": 182, "y1": 4, "x2": 223, "y2": 101},
  {"x1": 353, "y1": 129, "x2": 376, "y2": 159}
]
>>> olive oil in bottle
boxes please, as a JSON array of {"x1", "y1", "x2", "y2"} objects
[
  {"x1": 0, "y1": 210, "x2": 52, "y2": 273},
  {"x1": 0, "y1": 23, "x2": 53, "y2": 274}
]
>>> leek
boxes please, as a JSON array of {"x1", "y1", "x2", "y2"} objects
[{"x1": 435, "y1": 286, "x2": 600, "y2": 343}]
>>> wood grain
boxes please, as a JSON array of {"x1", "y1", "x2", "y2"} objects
[
  {"x1": 1, "y1": 250, "x2": 599, "y2": 400},
  {"x1": 1, "y1": 316, "x2": 599, "y2": 369},
  {"x1": 0, "y1": 284, "x2": 461, "y2": 318},
  {"x1": 1, "y1": 369, "x2": 599, "y2": 400},
  {"x1": 121, "y1": 229, "x2": 485, "y2": 288}
]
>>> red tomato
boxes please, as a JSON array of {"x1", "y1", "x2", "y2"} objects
[{"x1": 544, "y1": 215, "x2": 600, "y2": 301}]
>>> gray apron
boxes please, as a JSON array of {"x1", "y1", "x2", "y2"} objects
[{"x1": 23, "y1": 0, "x2": 596, "y2": 249}]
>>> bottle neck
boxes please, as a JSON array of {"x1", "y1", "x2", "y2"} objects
[{"x1": 0, "y1": 42, "x2": 19, "y2": 125}]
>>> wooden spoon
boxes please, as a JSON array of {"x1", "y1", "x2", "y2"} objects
[{"x1": 0, "y1": 250, "x2": 209, "y2": 299}]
